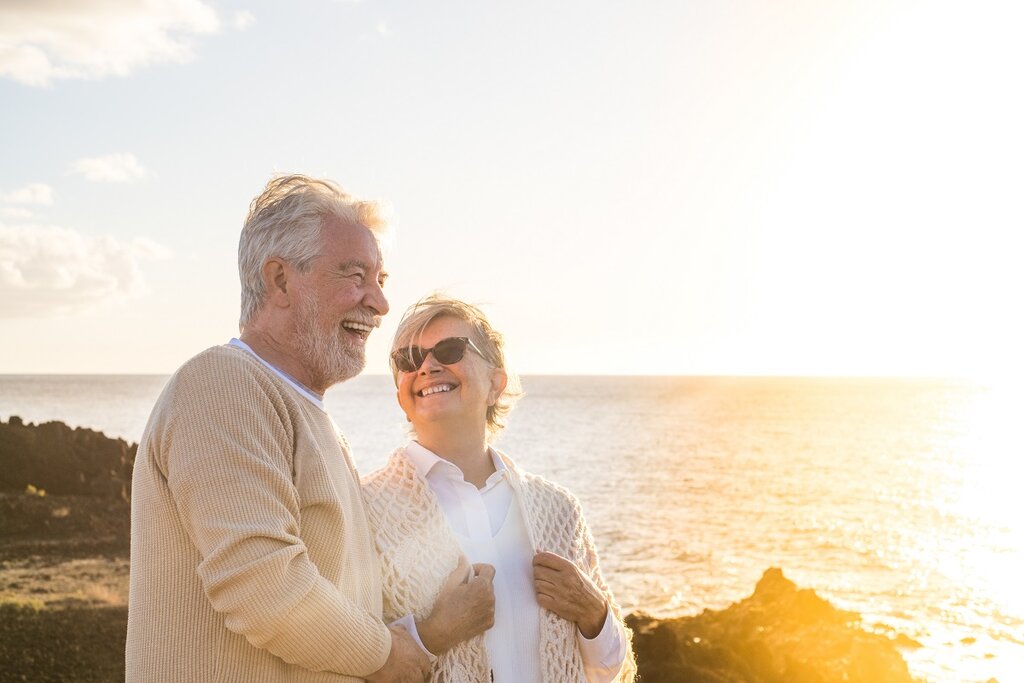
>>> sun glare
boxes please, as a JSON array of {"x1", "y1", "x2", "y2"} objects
[{"x1": 947, "y1": 382, "x2": 1024, "y2": 614}]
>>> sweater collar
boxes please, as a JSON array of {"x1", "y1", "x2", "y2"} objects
[{"x1": 227, "y1": 338, "x2": 326, "y2": 411}]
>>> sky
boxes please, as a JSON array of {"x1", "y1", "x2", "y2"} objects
[{"x1": 1, "y1": 0, "x2": 1022, "y2": 377}]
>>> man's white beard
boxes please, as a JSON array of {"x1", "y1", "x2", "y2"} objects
[{"x1": 296, "y1": 293, "x2": 366, "y2": 389}]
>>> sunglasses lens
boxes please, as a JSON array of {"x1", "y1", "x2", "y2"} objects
[
  {"x1": 432, "y1": 338, "x2": 468, "y2": 365},
  {"x1": 393, "y1": 338, "x2": 472, "y2": 372},
  {"x1": 393, "y1": 347, "x2": 423, "y2": 372}
]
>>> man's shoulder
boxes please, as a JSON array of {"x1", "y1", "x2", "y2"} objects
[
  {"x1": 172, "y1": 344, "x2": 273, "y2": 385},
  {"x1": 177, "y1": 343, "x2": 251, "y2": 372},
  {"x1": 158, "y1": 344, "x2": 288, "y2": 407}
]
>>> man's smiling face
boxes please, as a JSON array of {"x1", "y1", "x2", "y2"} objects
[{"x1": 293, "y1": 217, "x2": 389, "y2": 389}]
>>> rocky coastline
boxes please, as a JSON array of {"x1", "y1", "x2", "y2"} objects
[
  {"x1": 627, "y1": 568, "x2": 921, "y2": 682},
  {"x1": 0, "y1": 415, "x2": 136, "y2": 502},
  {"x1": 1, "y1": 417, "x2": 928, "y2": 682}
]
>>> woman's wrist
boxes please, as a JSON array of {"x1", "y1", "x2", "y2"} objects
[
  {"x1": 416, "y1": 615, "x2": 446, "y2": 655},
  {"x1": 578, "y1": 600, "x2": 608, "y2": 639}
]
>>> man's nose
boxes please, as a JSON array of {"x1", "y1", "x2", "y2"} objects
[{"x1": 365, "y1": 280, "x2": 389, "y2": 317}]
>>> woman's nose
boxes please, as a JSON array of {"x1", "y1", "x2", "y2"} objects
[{"x1": 418, "y1": 352, "x2": 443, "y2": 374}]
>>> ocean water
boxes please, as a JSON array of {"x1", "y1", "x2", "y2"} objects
[{"x1": 2, "y1": 374, "x2": 1021, "y2": 683}]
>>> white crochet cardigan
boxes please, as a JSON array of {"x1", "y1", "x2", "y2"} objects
[{"x1": 361, "y1": 447, "x2": 636, "y2": 683}]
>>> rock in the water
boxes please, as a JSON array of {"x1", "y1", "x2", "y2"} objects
[{"x1": 627, "y1": 567, "x2": 917, "y2": 683}]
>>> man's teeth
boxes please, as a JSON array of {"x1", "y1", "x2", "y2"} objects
[
  {"x1": 420, "y1": 384, "x2": 453, "y2": 397},
  {"x1": 342, "y1": 321, "x2": 372, "y2": 333}
]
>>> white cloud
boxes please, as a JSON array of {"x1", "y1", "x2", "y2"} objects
[
  {"x1": 0, "y1": 222, "x2": 171, "y2": 317},
  {"x1": 69, "y1": 153, "x2": 148, "y2": 183},
  {"x1": 232, "y1": 10, "x2": 255, "y2": 31},
  {"x1": 1, "y1": 207, "x2": 34, "y2": 219},
  {"x1": 376, "y1": 21, "x2": 392, "y2": 37},
  {"x1": 0, "y1": 0, "x2": 220, "y2": 87},
  {"x1": 128, "y1": 236, "x2": 174, "y2": 260},
  {"x1": 0, "y1": 183, "x2": 54, "y2": 205}
]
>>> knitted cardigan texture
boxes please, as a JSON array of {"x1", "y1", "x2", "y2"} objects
[{"x1": 361, "y1": 447, "x2": 637, "y2": 683}]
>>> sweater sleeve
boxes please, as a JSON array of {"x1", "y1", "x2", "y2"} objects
[{"x1": 157, "y1": 358, "x2": 391, "y2": 677}]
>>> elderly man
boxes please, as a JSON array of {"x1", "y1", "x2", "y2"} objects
[{"x1": 127, "y1": 175, "x2": 489, "y2": 682}]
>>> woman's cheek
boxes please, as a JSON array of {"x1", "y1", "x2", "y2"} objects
[{"x1": 396, "y1": 375, "x2": 417, "y2": 421}]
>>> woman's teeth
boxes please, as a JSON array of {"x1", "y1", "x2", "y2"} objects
[{"x1": 419, "y1": 384, "x2": 453, "y2": 397}]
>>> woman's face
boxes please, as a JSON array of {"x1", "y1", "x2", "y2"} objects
[{"x1": 395, "y1": 315, "x2": 506, "y2": 434}]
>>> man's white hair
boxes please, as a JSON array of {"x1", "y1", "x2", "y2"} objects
[{"x1": 237, "y1": 174, "x2": 388, "y2": 327}]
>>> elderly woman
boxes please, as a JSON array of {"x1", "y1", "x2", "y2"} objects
[{"x1": 362, "y1": 295, "x2": 635, "y2": 683}]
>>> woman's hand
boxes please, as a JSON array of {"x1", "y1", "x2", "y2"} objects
[
  {"x1": 532, "y1": 551, "x2": 607, "y2": 638},
  {"x1": 417, "y1": 556, "x2": 496, "y2": 655}
]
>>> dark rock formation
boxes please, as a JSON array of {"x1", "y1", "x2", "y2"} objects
[
  {"x1": 0, "y1": 417, "x2": 136, "y2": 501},
  {"x1": 628, "y1": 568, "x2": 918, "y2": 683}
]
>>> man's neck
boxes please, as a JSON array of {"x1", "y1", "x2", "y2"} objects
[{"x1": 239, "y1": 327, "x2": 325, "y2": 395}]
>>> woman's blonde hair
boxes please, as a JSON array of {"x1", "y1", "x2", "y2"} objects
[{"x1": 391, "y1": 294, "x2": 523, "y2": 441}]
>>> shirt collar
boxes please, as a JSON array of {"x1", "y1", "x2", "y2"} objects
[
  {"x1": 405, "y1": 441, "x2": 508, "y2": 485},
  {"x1": 227, "y1": 338, "x2": 326, "y2": 411}
]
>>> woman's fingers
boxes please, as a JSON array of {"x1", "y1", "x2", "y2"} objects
[
  {"x1": 533, "y1": 577, "x2": 560, "y2": 596},
  {"x1": 531, "y1": 551, "x2": 608, "y2": 637},
  {"x1": 531, "y1": 564, "x2": 560, "y2": 584},
  {"x1": 535, "y1": 592, "x2": 557, "y2": 612},
  {"x1": 449, "y1": 555, "x2": 471, "y2": 585},
  {"x1": 436, "y1": 556, "x2": 471, "y2": 602},
  {"x1": 420, "y1": 559, "x2": 497, "y2": 654},
  {"x1": 472, "y1": 563, "x2": 496, "y2": 583},
  {"x1": 533, "y1": 550, "x2": 573, "y2": 572}
]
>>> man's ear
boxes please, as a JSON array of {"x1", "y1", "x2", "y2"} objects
[
  {"x1": 488, "y1": 368, "x2": 508, "y2": 406},
  {"x1": 261, "y1": 258, "x2": 292, "y2": 308}
]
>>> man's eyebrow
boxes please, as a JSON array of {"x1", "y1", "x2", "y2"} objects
[
  {"x1": 334, "y1": 259, "x2": 370, "y2": 271},
  {"x1": 335, "y1": 260, "x2": 387, "y2": 282}
]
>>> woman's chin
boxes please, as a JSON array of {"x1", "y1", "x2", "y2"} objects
[{"x1": 410, "y1": 408, "x2": 478, "y2": 431}]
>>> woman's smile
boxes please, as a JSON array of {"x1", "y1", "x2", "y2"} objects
[{"x1": 418, "y1": 382, "x2": 457, "y2": 398}]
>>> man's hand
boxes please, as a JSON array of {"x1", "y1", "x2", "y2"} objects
[
  {"x1": 417, "y1": 556, "x2": 496, "y2": 655},
  {"x1": 533, "y1": 551, "x2": 607, "y2": 638},
  {"x1": 364, "y1": 624, "x2": 431, "y2": 683}
]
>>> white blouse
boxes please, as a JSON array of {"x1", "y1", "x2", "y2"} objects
[{"x1": 405, "y1": 441, "x2": 627, "y2": 683}]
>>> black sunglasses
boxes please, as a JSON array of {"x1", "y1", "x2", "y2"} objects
[{"x1": 391, "y1": 336, "x2": 487, "y2": 373}]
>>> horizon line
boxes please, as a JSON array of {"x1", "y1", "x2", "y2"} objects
[{"x1": 0, "y1": 371, "x2": 981, "y2": 381}]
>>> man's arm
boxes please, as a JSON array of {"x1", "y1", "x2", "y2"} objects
[{"x1": 159, "y1": 357, "x2": 391, "y2": 677}]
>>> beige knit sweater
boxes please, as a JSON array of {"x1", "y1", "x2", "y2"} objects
[
  {"x1": 361, "y1": 447, "x2": 637, "y2": 683},
  {"x1": 127, "y1": 345, "x2": 390, "y2": 682}
]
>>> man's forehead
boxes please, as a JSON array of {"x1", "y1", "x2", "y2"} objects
[{"x1": 321, "y1": 219, "x2": 386, "y2": 263}]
